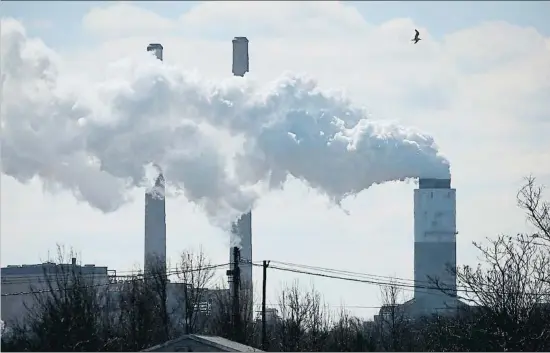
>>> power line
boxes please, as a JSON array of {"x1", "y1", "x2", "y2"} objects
[
  {"x1": 254, "y1": 302, "x2": 384, "y2": 310},
  {"x1": 269, "y1": 260, "x2": 430, "y2": 286},
  {"x1": 257, "y1": 262, "x2": 550, "y2": 297},
  {"x1": 244, "y1": 260, "x2": 448, "y2": 296},
  {"x1": 255, "y1": 263, "x2": 441, "y2": 292},
  {"x1": 4, "y1": 258, "x2": 549, "y2": 298},
  {"x1": 260, "y1": 260, "x2": 492, "y2": 294},
  {"x1": 273, "y1": 262, "x2": 480, "y2": 298}
]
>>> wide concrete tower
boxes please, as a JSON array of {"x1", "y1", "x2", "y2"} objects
[
  {"x1": 413, "y1": 178, "x2": 457, "y2": 315},
  {"x1": 144, "y1": 43, "x2": 166, "y2": 277},
  {"x1": 229, "y1": 36, "x2": 253, "y2": 317}
]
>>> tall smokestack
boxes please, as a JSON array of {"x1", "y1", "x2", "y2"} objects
[
  {"x1": 147, "y1": 43, "x2": 164, "y2": 61},
  {"x1": 229, "y1": 36, "x2": 253, "y2": 320},
  {"x1": 413, "y1": 178, "x2": 457, "y2": 315},
  {"x1": 144, "y1": 43, "x2": 166, "y2": 279},
  {"x1": 144, "y1": 173, "x2": 167, "y2": 278},
  {"x1": 232, "y1": 37, "x2": 249, "y2": 77}
]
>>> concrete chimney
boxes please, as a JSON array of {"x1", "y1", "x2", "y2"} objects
[
  {"x1": 229, "y1": 36, "x2": 253, "y2": 321},
  {"x1": 413, "y1": 178, "x2": 457, "y2": 316},
  {"x1": 143, "y1": 45, "x2": 166, "y2": 277},
  {"x1": 147, "y1": 43, "x2": 164, "y2": 61},
  {"x1": 232, "y1": 37, "x2": 249, "y2": 77},
  {"x1": 144, "y1": 173, "x2": 167, "y2": 277}
]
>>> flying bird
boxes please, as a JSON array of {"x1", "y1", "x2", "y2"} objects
[{"x1": 412, "y1": 29, "x2": 421, "y2": 44}]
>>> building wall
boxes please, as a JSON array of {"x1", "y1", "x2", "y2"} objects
[
  {"x1": 413, "y1": 179, "x2": 457, "y2": 313},
  {"x1": 1, "y1": 264, "x2": 109, "y2": 326},
  {"x1": 144, "y1": 175, "x2": 167, "y2": 275}
]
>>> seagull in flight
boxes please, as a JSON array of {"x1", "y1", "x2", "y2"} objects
[{"x1": 412, "y1": 29, "x2": 421, "y2": 44}]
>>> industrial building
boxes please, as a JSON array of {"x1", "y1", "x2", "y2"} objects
[
  {"x1": 0, "y1": 260, "x2": 110, "y2": 326},
  {"x1": 143, "y1": 38, "x2": 457, "y2": 321}
]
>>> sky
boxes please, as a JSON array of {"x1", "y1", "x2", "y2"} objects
[{"x1": 1, "y1": 1, "x2": 549, "y2": 319}]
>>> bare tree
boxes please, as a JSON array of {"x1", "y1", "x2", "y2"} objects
[
  {"x1": 149, "y1": 255, "x2": 171, "y2": 342},
  {"x1": 107, "y1": 256, "x2": 172, "y2": 351},
  {"x1": 429, "y1": 176, "x2": 550, "y2": 351},
  {"x1": 517, "y1": 175, "x2": 550, "y2": 245},
  {"x1": 1, "y1": 246, "x2": 108, "y2": 351},
  {"x1": 114, "y1": 273, "x2": 161, "y2": 350},
  {"x1": 374, "y1": 281, "x2": 412, "y2": 351},
  {"x1": 303, "y1": 284, "x2": 331, "y2": 351},
  {"x1": 206, "y1": 281, "x2": 257, "y2": 347},
  {"x1": 326, "y1": 307, "x2": 374, "y2": 352},
  {"x1": 274, "y1": 281, "x2": 330, "y2": 352},
  {"x1": 174, "y1": 247, "x2": 216, "y2": 335},
  {"x1": 270, "y1": 281, "x2": 375, "y2": 352}
]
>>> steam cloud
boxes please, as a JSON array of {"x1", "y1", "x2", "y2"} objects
[{"x1": 0, "y1": 19, "x2": 450, "y2": 227}]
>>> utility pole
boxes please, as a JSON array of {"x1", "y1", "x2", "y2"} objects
[
  {"x1": 261, "y1": 260, "x2": 270, "y2": 351},
  {"x1": 226, "y1": 246, "x2": 241, "y2": 341}
]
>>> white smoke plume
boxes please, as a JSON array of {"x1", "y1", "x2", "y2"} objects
[{"x1": 0, "y1": 19, "x2": 450, "y2": 228}]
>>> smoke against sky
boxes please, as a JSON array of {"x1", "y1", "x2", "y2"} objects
[{"x1": 1, "y1": 18, "x2": 449, "y2": 227}]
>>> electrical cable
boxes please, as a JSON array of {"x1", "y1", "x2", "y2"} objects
[{"x1": 253, "y1": 262, "x2": 550, "y2": 297}]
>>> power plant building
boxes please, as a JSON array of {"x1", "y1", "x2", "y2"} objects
[{"x1": 1, "y1": 261, "x2": 109, "y2": 326}]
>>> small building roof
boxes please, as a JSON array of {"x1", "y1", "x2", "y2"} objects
[{"x1": 142, "y1": 334, "x2": 262, "y2": 352}]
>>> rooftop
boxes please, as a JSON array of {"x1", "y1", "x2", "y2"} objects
[
  {"x1": 1, "y1": 262, "x2": 108, "y2": 276},
  {"x1": 142, "y1": 334, "x2": 262, "y2": 352}
]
